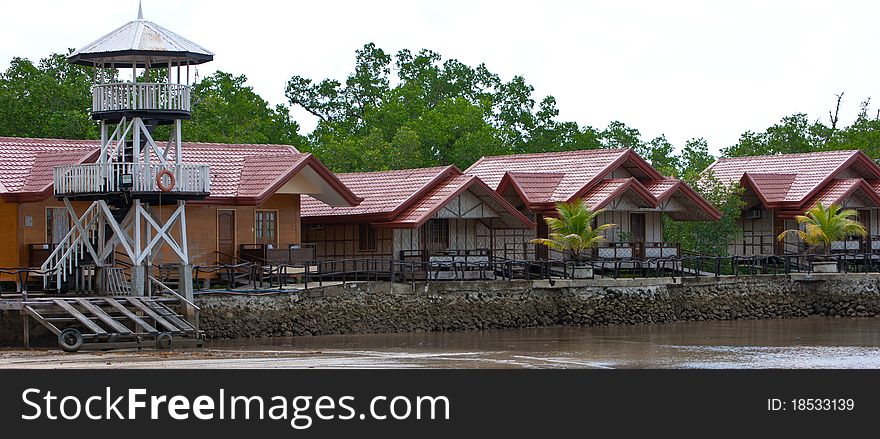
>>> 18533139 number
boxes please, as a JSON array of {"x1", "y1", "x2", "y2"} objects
[{"x1": 791, "y1": 398, "x2": 854, "y2": 411}]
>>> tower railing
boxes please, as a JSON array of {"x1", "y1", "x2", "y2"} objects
[
  {"x1": 92, "y1": 82, "x2": 192, "y2": 113},
  {"x1": 54, "y1": 162, "x2": 210, "y2": 195}
]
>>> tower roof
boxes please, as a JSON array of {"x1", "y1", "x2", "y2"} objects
[{"x1": 68, "y1": 9, "x2": 214, "y2": 67}]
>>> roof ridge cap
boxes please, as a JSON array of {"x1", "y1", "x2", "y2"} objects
[
  {"x1": 334, "y1": 165, "x2": 452, "y2": 177},
  {"x1": 477, "y1": 147, "x2": 627, "y2": 161}
]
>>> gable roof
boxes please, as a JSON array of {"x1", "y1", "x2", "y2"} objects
[
  {"x1": 374, "y1": 175, "x2": 534, "y2": 229},
  {"x1": 301, "y1": 167, "x2": 534, "y2": 229},
  {"x1": 467, "y1": 148, "x2": 719, "y2": 220},
  {"x1": 502, "y1": 172, "x2": 565, "y2": 205},
  {"x1": 301, "y1": 166, "x2": 457, "y2": 220},
  {"x1": 580, "y1": 178, "x2": 657, "y2": 210},
  {"x1": 800, "y1": 178, "x2": 880, "y2": 213},
  {"x1": 644, "y1": 177, "x2": 723, "y2": 220},
  {"x1": 705, "y1": 150, "x2": 880, "y2": 211},
  {"x1": 467, "y1": 148, "x2": 663, "y2": 206},
  {"x1": 0, "y1": 137, "x2": 360, "y2": 206}
]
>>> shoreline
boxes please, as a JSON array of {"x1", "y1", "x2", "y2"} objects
[{"x1": 1, "y1": 317, "x2": 878, "y2": 369}]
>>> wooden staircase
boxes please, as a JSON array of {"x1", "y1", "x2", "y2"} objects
[{"x1": 40, "y1": 202, "x2": 104, "y2": 291}]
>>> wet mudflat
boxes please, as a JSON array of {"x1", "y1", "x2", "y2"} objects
[{"x1": 1, "y1": 317, "x2": 879, "y2": 369}]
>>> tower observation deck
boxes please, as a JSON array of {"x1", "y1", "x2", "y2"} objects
[{"x1": 54, "y1": 5, "x2": 213, "y2": 200}]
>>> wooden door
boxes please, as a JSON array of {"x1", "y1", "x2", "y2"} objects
[
  {"x1": 255, "y1": 210, "x2": 278, "y2": 246},
  {"x1": 217, "y1": 210, "x2": 236, "y2": 264},
  {"x1": 535, "y1": 214, "x2": 549, "y2": 260},
  {"x1": 859, "y1": 210, "x2": 871, "y2": 252},
  {"x1": 46, "y1": 207, "x2": 70, "y2": 244},
  {"x1": 630, "y1": 213, "x2": 646, "y2": 259},
  {"x1": 773, "y1": 214, "x2": 785, "y2": 255}
]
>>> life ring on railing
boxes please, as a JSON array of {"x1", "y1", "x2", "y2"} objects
[{"x1": 156, "y1": 169, "x2": 176, "y2": 192}]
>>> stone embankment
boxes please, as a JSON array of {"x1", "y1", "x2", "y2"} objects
[{"x1": 196, "y1": 274, "x2": 880, "y2": 339}]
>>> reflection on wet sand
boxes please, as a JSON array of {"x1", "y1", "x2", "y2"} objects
[{"x1": 1, "y1": 317, "x2": 879, "y2": 369}]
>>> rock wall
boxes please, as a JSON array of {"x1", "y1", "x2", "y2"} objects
[{"x1": 196, "y1": 274, "x2": 880, "y2": 339}]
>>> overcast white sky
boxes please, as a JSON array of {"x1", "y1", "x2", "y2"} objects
[{"x1": 1, "y1": 0, "x2": 878, "y2": 155}]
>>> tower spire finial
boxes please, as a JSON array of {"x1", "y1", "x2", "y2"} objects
[{"x1": 137, "y1": 0, "x2": 143, "y2": 20}]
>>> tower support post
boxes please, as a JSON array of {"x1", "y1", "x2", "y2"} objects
[
  {"x1": 179, "y1": 263, "x2": 195, "y2": 322},
  {"x1": 131, "y1": 265, "x2": 146, "y2": 297}
]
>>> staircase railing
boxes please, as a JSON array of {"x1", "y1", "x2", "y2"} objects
[
  {"x1": 149, "y1": 275, "x2": 200, "y2": 331},
  {"x1": 40, "y1": 202, "x2": 103, "y2": 291}
]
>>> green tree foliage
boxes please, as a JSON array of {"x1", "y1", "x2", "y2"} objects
[
  {"x1": 679, "y1": 138, "x2": 715, "y2": 181},
  {"x1": 184, "y1": 71, "x2": 303, "y2": 146},
  {"x1": 640, "y1": 135, "x2": 679, "y2": 176},
  {"x1": 286, "y1": 43, "x2": 602, "y2": 171},
  {"x1": 530, "y1": 200, "x2": 616, "y2": 261},
  {"x1": 721, "y1": 95, "x2": 880, "y2": 159},
  {"x1": 0, "y1": 52, "x2": 97, "y2": 139},
  {"x1": 0, "y1": 53, "x2": 301, "y2": 146}
]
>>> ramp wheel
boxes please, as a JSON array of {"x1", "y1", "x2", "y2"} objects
[
  {"x1": 58, "y1": 328, "x2": 83, "y2": 353},
  {"x1": 156, "y1": 332, "x2": 173, "y2": 350}
]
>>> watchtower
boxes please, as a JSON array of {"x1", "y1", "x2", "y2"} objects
[{"x1": 43, "y1": 3, "x2": 213, "y2": 302}]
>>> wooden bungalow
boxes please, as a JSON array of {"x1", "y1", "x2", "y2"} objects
[
  {"x1": 0, "y1": 137, "x2": 361, "y2": 286},
  {"x1": 704, "y1": 150, "x2": 880, "y2": 256},
  {"x1": 300, "y1": 166, "x2": 535, "y2": 266},
  {"x1": 465, "y1": 148, "x2": 721, "y2": 260}
]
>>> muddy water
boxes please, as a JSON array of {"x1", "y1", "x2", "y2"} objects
[
  {"x1": 202, "y1": 317, "x2": 880, "y2": 369},
  {"x1": 2, "y1": 317, "x2": 879, "y2": 368}
]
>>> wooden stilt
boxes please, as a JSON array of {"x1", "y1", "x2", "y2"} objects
[{"x1": 22, "y1": 313, "x2": 30, "y2": 350}]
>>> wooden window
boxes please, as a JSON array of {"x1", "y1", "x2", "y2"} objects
[
  {"x1": 426, "y1": 218, "x2": 449, "y2": 252},
  {"x1": 46, "y1": 207, "x2": 70, "y2": 244},
  {"x1": 359, "y1": 223, "x2": 377, "y2": 252},
  {"x1": 255, "y1": 210, "x2": 278, "y2": 245}
]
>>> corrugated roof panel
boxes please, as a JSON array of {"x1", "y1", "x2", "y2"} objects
[
  {"x1": 69, "y1": 19, "x2": 213, "y2": 66},
  {"x1": 300, "y1": 166, "x2": 453, "y2": 218},
  {"x1": 506, "y1": 172, "x2": 565, "y2": 204},
  {"x1": 804, "y1": 178, "x2": 863, "y2": 208},
  {"x1": 705, "y1": 150, "x2": 861, "y2": 204},
  {"x1": 466, "y1": 149, "x2": 631, "y2": 202}
]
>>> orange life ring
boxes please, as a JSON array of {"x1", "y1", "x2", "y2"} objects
[{"x1": 156, "y1": 169, "x2": 176, "y2": 192}]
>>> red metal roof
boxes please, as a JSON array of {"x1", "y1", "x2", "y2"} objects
[
  {"x1": 705, "y1": 150, "x2": 880, "y2": 212},
  {"x1": 302, "y1": 167, "x2": 534, "y2": 229},
  {"x1": 467, "y1": 148, "x2": 662, "y2": 204},
  {"x1": 643, "y1": 178, "x2": 678, "y2": 200},
  {"x1": 801, "y1": 178, "x2": 880, "y2": 211},
  {"x1": 0, "y1": 138, "x2": 99, "y2": 201},
  {"x1": 301, "y1": 166, "x2": 456, "y2": 219},
  {"x1": 466, "y1": 148, "x2": 719, "y2": 220},
  {"x1": 581, "y1": 178, "x2": 656, "y2": 210},
  {"x1": 504, "y1": 172, "x2": 565, "y2": 204},
  {"x1": 0, "y1": 137, "x2": 360, "y2": 206},
  {"x1": 374, "y1": 175, "x2": 534, "y2": 229}
]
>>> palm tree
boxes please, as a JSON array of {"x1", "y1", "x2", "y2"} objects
[
  {"x1": 530, "y1": 199, "x2": 617, "y2": 261},
  {"x1": 777, "y1": 202, "x2": 866, "y2": 257}
]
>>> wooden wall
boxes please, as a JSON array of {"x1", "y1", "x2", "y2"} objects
[
  {"x1": 3, "y1": 193, "x2": 302, "y2": 271},
  {"x1": 0, "y1": 198, "x2": 20, "y2": 281},
  {"x1": 598, "y1": 210, "x2": 664, "y2": 243},
  {"x1": 305, "y1": 223, "x2": 394, "y2": 259}
]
